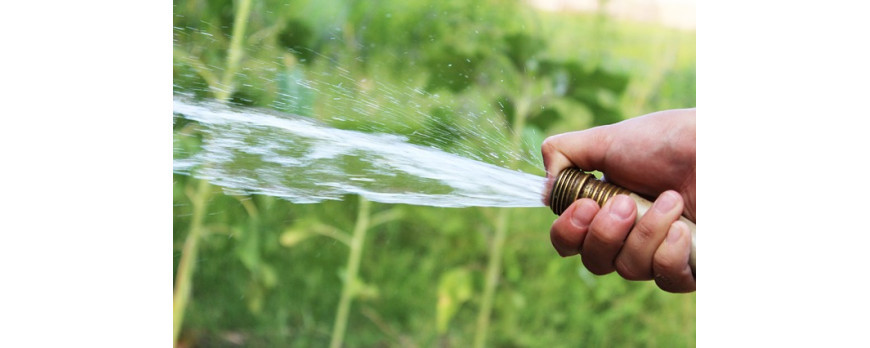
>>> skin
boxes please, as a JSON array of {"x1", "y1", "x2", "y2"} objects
[{"x1": 541, "y1": 108, "x2": 696, "y2": 293}]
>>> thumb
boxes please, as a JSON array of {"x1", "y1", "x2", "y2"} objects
[{"x1": 540, "y1": 126, "x2": 613, "y2": 203}]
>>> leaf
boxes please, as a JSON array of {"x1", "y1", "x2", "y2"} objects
[
  {"x1": 235, "y1": 226, "x2": 259, "y2": 271},
  {"x1": 279, "y1": 228, "x2": 314, "y2": 247},
  {"x1": 351, "y1": 278, "x2": 380, "y2": 301},
  {"x1": 436, "y1": 268, "x2": 473, "y2": 334}
]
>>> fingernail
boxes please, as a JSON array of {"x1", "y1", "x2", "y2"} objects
[
  {"x1": 666, "y1": 222, "x2": 683, "y2": 244},
  {"x1": 571, "y1": 201, "x2": 595, "y2": 228},
  {"x1": 609, "y1": 196, "x2": 634, "y2": 220},
  {"x1": 654, "y1": 191, "x2": 679, "y2": 214}
]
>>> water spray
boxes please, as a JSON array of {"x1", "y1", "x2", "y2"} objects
[
  {"x1": 549, "y1": 167, "x2": 696, "y2": 277},
  {"x1": 173, "y1": 98, "x2": 696, "y2": 277}
]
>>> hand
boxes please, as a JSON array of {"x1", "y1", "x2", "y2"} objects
[{"x1": 541, "y1": 108, "x2": 696, "y2": 293}]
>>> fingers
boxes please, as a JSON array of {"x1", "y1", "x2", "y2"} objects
[
  {"x1": 653, "y1": 221, "x2": 696, "y2": 293},
  {"x1": 548, "y1": 192, "x2": 696, "y2": 293},
  {"x1": 581, "y1": 195, "x2": 636, "y2": 275},
  {"x1": 614, "y1": 191, "x2": 684, "y2": 280},
  {"x1": 550, "y1": 199, "x2": 599, "y2": 257}
]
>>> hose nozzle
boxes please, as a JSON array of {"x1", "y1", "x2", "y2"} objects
[{"x1": 549, "y1": 168, "x2": 631, "y2": 215}]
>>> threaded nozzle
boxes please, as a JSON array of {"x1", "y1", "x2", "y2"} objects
[{"x1": 549, "y1": 168, "x2": 630, "y2": 215}]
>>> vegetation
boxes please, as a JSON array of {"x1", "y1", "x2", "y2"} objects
[{"x1": 173, "y1": 0, "x2": 696, "y2": 346}]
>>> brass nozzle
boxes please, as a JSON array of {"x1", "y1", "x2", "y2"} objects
[{"x1": 549, "y1": 168, "x2": 630, "y2": 215}]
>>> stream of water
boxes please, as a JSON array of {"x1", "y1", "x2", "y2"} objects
[{"x1": 173, "y1": 96, "x2": 547, "y2": 208}]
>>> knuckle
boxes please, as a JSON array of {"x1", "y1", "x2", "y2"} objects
[
  {"x1": 633, "y1": 212, "x2": 674, "y2": 244},
  {"x1": 541, "y1": 134, "x2": 559, "y2": 147},
  {"x1": 591, "y1": 223, "x2": 626, "y2": 246},
  {"x1": 631, "y1": 221, "x2": 657, "y2": 244},
  {"x1": 540, "y1": 136, "x2": 558, "y2": 157},
  {"x1": 615, "y1": 256, "x2": 651, "y2": 281}
]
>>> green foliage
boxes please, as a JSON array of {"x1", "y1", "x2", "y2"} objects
[
  {"x1": 174, "y1": 0, "x2": 696, "y2": 346},
  {"x1": 503, "y1": 33, "x2": 547, "y2": 72},
  {"x1": 424, "y1": 47, "x2": 483, "y2": 93},
  {"x1": 537, "y1": 60, "x2": 629, "y2": 125},
  {"x1": 277, "y1": 19, "x2": 315, "y2": 62},
  {"x1": 437, "y1": 267, "x2": 474, "y2": 333}
]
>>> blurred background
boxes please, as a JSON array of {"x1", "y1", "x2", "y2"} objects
[{"x1": 173, "y1": 0, "x2": 695, "y2": 346}]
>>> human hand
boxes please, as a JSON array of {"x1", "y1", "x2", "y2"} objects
[{"x1": 541, "y1": 109, "x2": 696, "y2": 293}]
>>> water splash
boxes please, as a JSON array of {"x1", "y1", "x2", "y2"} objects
[{"x1": 174, "y1": 96, "x2": 547, "y2": 208}]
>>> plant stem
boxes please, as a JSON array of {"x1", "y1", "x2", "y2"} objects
[
  {"x1": 473, "y1": 85, "x2": 531, "y2": 348},
  {"x1": 173, "y1": 1, "x2": 252, "y2": 346},
  {"x1": 330, "y1": 197, "x2": 371, "y2": 348},
  {"x1": 474, "y1": 207, "x2": 510, "y2": 348},
  {"x1": 173, "y1": 178, "x2": 210, "y2": 347},
  {"x1": 215, "y1": 0, "x2": 253, "y2": 102}
]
